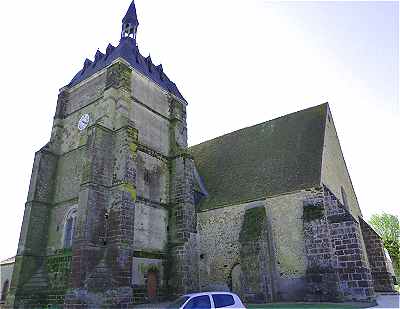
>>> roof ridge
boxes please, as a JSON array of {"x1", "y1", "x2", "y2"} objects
[
  {"x1": 190, "y1": 103, "x2": 329, "y2": 149},
  {"x1": 0, "y1": 256, "x2": 15, "y2": 265}
]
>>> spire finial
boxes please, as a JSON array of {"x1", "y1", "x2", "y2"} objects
[{"x1": 121, "y1": 1, "x2": 139, "y2": 39}]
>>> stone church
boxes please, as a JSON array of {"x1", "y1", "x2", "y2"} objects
[{"x1": 5, "y1": 1, "x2": 395, "y2": 308}]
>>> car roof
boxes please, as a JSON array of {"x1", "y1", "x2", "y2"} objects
[{"x1": 183, "y1": 292, "x2": 237, "y2": 297}]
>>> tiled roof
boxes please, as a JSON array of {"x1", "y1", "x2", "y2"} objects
[{"x1": 190, "y1": 103, "x2": 328, "y2": 211}]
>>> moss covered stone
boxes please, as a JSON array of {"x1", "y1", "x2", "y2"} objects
[
  {"x1": 129, "y1": 143, "x2": 138, "y2": 159},
  {"x1": 122, "y1": 182, "x2": 137, "y2": 200},
  {"x1": 239, "y1": 207, "x2": 266, "y2": 242},
  {"x1": 46, "y1": 249, "x2": 72, "y2": 293}
]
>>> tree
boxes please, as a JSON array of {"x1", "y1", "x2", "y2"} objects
[{"x1": 369, "y1": 213, "x2": 399, "y2": 282}]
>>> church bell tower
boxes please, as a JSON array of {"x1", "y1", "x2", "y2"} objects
[{"x1": 7, "y1": 1, "x2": 199, "y2": 308}]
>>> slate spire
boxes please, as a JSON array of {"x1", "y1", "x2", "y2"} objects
[
  {"x1": 68, "y1": 0, "x2": 186, "y2": 101},
  {"x1": 121, "y1": 0, "x2": 139, "y2": 39}
]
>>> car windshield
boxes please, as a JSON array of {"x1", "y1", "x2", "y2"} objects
[{"x1": 166, "y1": 296, "x2": 190, "y2": 309}]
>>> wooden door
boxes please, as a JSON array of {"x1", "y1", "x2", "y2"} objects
[{"x1": 147, "y1": 271, "x2": 157, "y2": 300}]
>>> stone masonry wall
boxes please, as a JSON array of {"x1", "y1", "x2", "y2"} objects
[
  {"x1": 130, "y1": 100, "x2": 170, "y2": 156},
  {"x1": 133, "y1": 203, "x2": 168, "y2": 253},
  {"x1": 303, "y1": 186, "x2": 375, "y2": 302},
  {"x1": 131, "y1": 71, "x2": 171, "y2": 118},
  {"x1": 359, "y1": 218, "x2": 395, "y2": 292},
  {"x1": 66, "y1": 72, "x2": 107, "y2": 115},
  {"x1": 197, "y1": 201, "x2": 273, "y2": 302},
  {"x1": 53, "y1": 149, "x2": 84, "y2": 205},
  {"x1": 197, "y1": 201, "x2": 264, "y2": 293}
]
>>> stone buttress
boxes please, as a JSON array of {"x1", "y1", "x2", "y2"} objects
[
  {"x1": 238, "y1": 207, "x2": 274, "y2": 303},
  {"x1": 167, "y1": 96, "x2": 199, "y2": 296},
  {"x1": 359, "y1": 218, "x2": 395, "y2": 292},
  {"x1": 303, "y1": 186, "x2": 376, "y2": 302},
  {"x1": 6, "y1": 145, "x2": 58, "y2": 308}
]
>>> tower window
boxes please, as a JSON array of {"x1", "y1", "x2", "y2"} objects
[{"x1": 64, "y1": 208, "x2": 77, "y2": 249}]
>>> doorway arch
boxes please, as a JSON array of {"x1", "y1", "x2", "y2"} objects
[
  {"x1": 1, "y1": 280, "x2": 9, "y2": 302},
  {"x1": 231, "y1": 264, "x2": 242, "y2": 296},
  {"x1": 147, "y1": 271, "x2": 158, "y2": 300}
]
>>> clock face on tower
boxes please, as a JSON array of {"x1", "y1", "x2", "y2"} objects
[{"x1": 78, "y1": 114, "x2": 90, "y2": 131}]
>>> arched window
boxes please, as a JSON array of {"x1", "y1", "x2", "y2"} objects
[
  {"x1": 1, "y1": 280, "x2": 9, "y2": 302},
  {"x1": 64, "y1": 208, "x2": 77, "y2": 248}
]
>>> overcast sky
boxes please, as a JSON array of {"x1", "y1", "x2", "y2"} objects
[{"x1": 0, "y1": 0, "x2": 398, "y2": 261}]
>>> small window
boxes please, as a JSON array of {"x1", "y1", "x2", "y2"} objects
[
  {"x1": 184, "y1": 295, "x2": 211, "y2": 309},
  {"x1": 212, "y1": 294, "x2": 235, "y2": 308},
  {"x1": 341, "y1": 186, "x2": 349, "y2": 210},
  {"x1": 64, "y1": 208, "x2": 77, "y2": 248},
  {"x1": 144, "y1": 169, "x2": 151, "y2": 185}
]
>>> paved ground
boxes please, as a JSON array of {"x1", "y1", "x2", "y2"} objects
[
  {"x1": 372, "y1": 293, "x2": 399, "y2": 308},
  {"x1": 133, "y1": 293, "x2": 399, "y2": 308},
  {"x1": 249, "y1": 304, "x2": 358, "y2": 308},
  {"x1": 135, "y1": 302, "x2": 171, "y2": 308}
]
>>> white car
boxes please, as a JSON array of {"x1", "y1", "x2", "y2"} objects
[{"x1": 166, "y1": 292, "x2": 246, "y2": 309}]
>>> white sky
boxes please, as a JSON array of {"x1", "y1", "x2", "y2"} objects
[{"x1": 0, "y1": 0, "x2": 398, "y2": 261}]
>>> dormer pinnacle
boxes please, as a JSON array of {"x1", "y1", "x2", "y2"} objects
[{"x1": 121, "y1": 1, "x2": 139, "y2": 39}]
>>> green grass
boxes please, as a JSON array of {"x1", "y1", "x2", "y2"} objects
[{"x1": 248, "y1": 304, "x2": 359, "y2": 309}]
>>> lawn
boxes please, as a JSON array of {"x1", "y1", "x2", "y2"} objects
[{"x1": 248, "y1": 304, "x2": 360, "y2": 309}]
